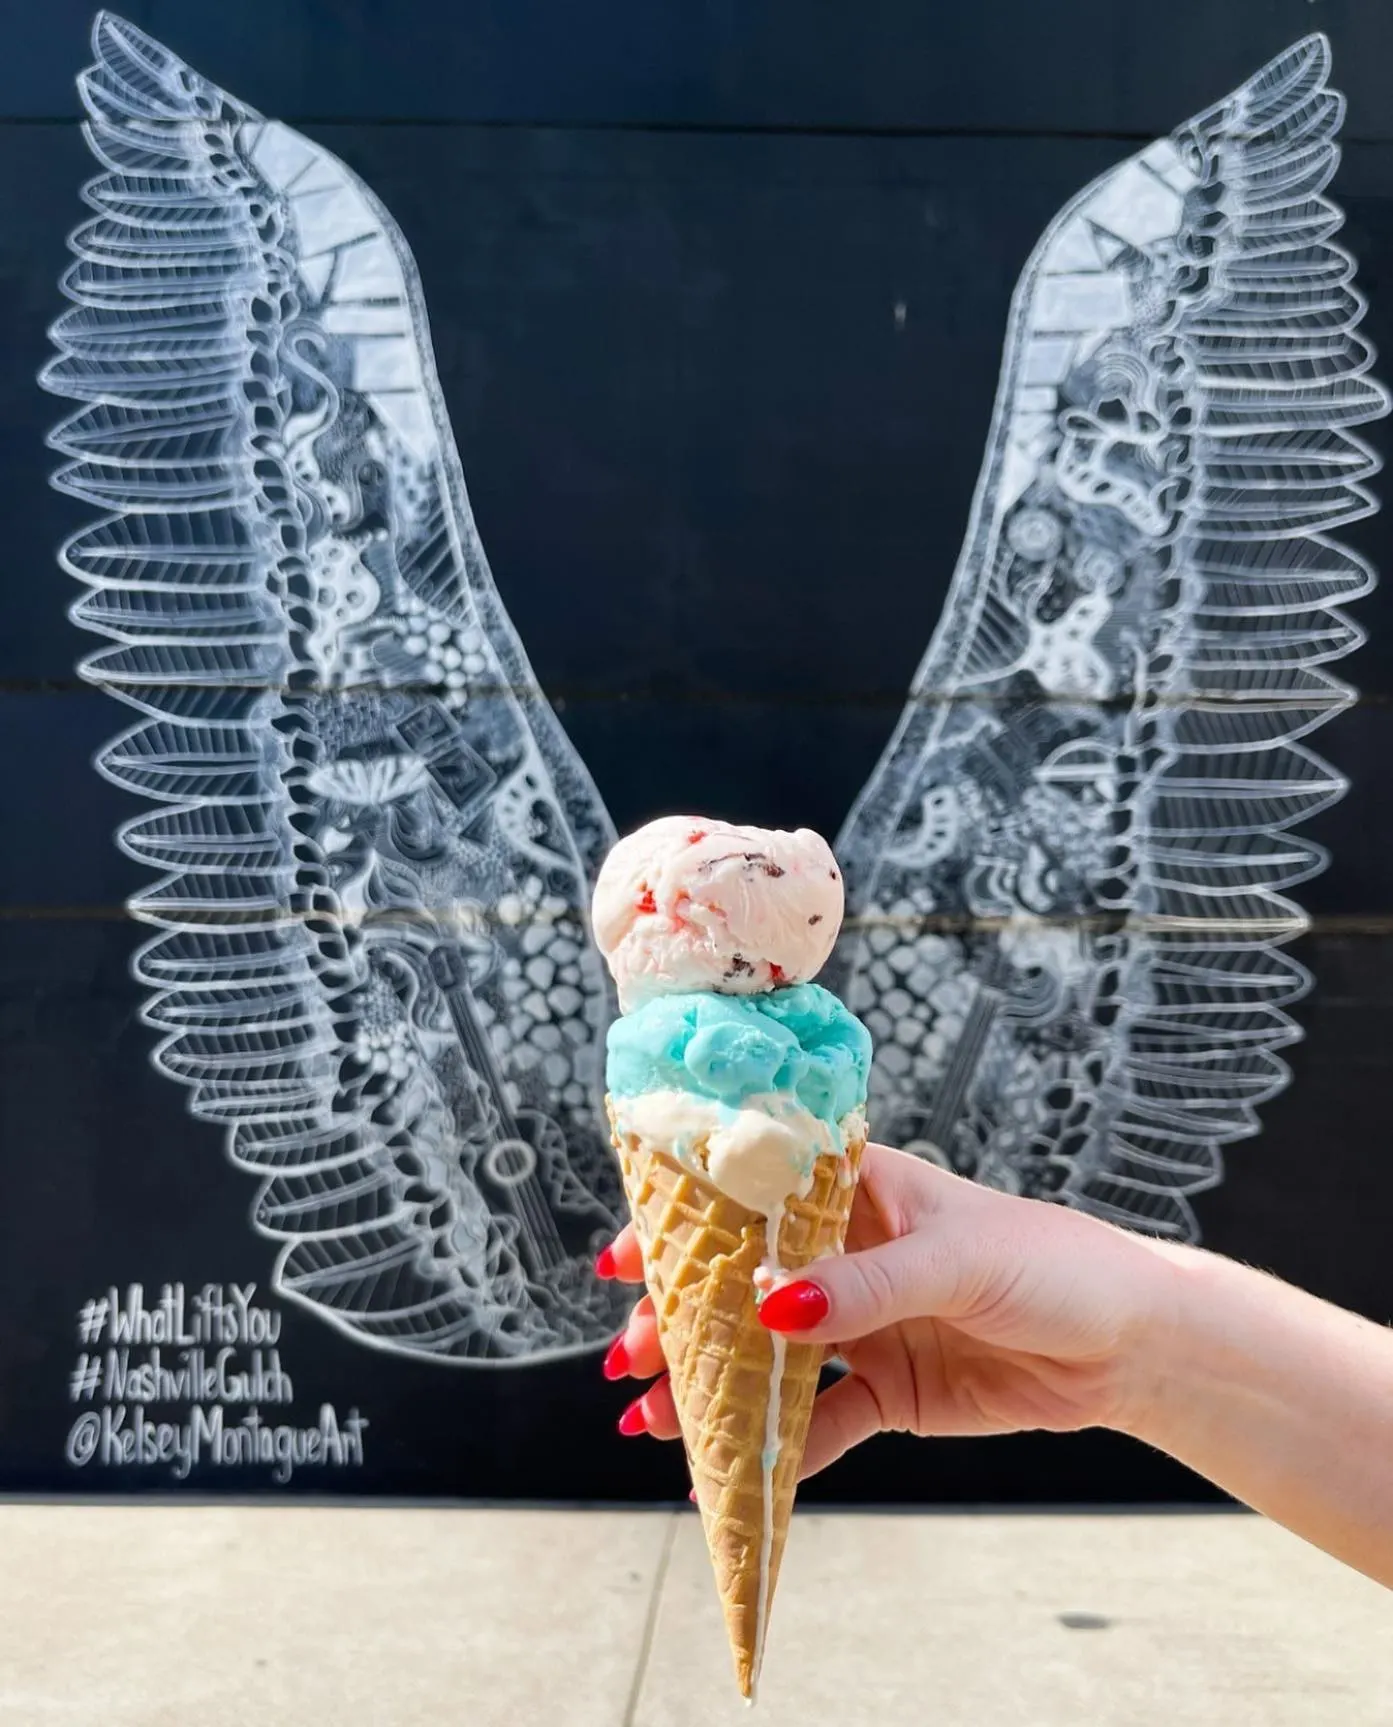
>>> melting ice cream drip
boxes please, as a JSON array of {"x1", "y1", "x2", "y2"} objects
[{"x1": 752, "y1": 1196, "x2": 787, "y2": 1702}]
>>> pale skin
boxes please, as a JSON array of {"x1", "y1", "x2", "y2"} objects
[{"x1": 603, "y1": 1141, "x2": 1393, "y2": 1591}]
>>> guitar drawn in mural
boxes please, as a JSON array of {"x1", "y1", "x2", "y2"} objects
[{"x1": 44, "y1": 17, "x2": 1383, "y2": 1363}]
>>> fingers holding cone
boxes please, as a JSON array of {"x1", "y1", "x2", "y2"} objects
[
  {"x1": 597, "y1": 1228, "x2": 877, "y2": 1469},
  {"x1": 597, "y1": 1238, "x2": 681, "y2": 1441}
]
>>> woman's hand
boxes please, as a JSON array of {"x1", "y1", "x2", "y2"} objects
[
  {"x1": 597, "y1": 1140, "x2": 1177, "y2": 1477},
  {"x1": 600, "y1": 1140, "x2": 1393, "y2": 1590}
]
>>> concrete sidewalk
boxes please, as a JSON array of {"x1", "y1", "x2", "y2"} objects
[{"x1": 0, "y1": 1505, "x2": 1388, "y2": 1725}]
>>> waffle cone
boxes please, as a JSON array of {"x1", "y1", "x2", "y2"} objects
[{"x1": 608, "y1": 1098, "x2": 864, "y2": 1698}]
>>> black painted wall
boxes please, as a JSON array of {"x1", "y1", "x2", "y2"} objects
[{"x1": 1, "y1": 1, "x2": 1390, "y2": 1501}]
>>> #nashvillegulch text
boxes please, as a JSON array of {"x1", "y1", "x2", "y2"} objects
[{"x1": 102, "y1": 1346, "x2": 293, "y2": 1405}]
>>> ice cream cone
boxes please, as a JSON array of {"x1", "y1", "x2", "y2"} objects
[
  {"x1": 608, "y1": 1099, "x2": 864, "y2": 1698},
  {"x1": 593, "y1": 816, "x2": 872, "y2": 1697}
]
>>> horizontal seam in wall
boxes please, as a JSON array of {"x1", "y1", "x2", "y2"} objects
[
  {"x1": 3, "y1": 907, "x2": 1392, "y2": 933},
  {"x1": 3, "y1": 679, "x2": 1392, "y2": 711},
  {"x1": 5, "y1": 114, "x2": 1393, "y2": 146}
]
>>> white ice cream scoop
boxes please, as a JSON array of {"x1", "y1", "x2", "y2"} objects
[{"x1": 590, "y1": 815, "x2": 843, "y2": 1010}]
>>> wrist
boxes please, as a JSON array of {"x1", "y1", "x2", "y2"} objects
[{"x1": 1109, "y1": 1236, "x2": 1213, "y2": 1444}]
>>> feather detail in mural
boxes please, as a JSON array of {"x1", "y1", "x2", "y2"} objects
[
  {"x1": 43, "y1": 12, "x2": 629, "y2": 1361},
  {"x1": 831, "y1": 33, "x2": 1387, "y2": 1238}
]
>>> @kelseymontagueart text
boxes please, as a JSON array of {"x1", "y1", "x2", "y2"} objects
[{"x1": 65, "y1": 1282, "x2": 368, "y2": 1483}]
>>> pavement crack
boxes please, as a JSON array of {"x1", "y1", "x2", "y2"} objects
[{"x1": 622, "y1": 1512, "x2": 679, "y2": 1727}]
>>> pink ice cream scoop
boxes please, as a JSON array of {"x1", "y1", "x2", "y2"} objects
[{"x1": 590, "y1": 815, "x2": 844, "y2": 1010}]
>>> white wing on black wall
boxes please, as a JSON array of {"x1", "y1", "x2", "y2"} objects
[
  {"x1": 43, "y1": 12, "x2": 630, "y2": 1360},
  {"x1": 833, "y1": 34, "x2": 1386, "y2": 1238}
]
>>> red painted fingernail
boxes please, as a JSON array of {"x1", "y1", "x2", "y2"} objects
[
  {"x1": 594, "y1": 1245, "x2": 618, "y2": 1279},
  {"x1": 758, "y1": 1280, "x2": 829, "y2": 1333},
  {"x1": 688, "y1": 1487, "x2": 698, "y2": 1503},
  {"x1": 617, "y1": 1396, "x2": 647, "y2": 1437},
  {"x1": 603, "y1": 1336, "x2": 630, "y2": 1380}
]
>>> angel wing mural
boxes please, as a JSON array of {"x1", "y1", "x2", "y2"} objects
[
  {"x1": 44, "y1": 18, "x2": 1383, "y2": 1367},
  {"x1": 43, "y1": 12, "x2": 631, "y2": 1362},
  {"x1": 831, "y1": 31, "x2": 1386, "y2": 1237}
]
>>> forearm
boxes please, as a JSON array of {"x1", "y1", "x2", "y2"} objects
[{"x1": 1124, "y1": 1242, "x2": 1393, "y2": 1587}]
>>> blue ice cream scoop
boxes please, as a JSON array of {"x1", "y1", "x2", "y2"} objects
[{"x1": 606, "y1": 981, "x2": 871, "y2": 1129}]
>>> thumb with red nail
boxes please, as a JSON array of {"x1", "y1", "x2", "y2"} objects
[{"x1": 757, "y1": 1278, "x2": 829, "y2": 1333}]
